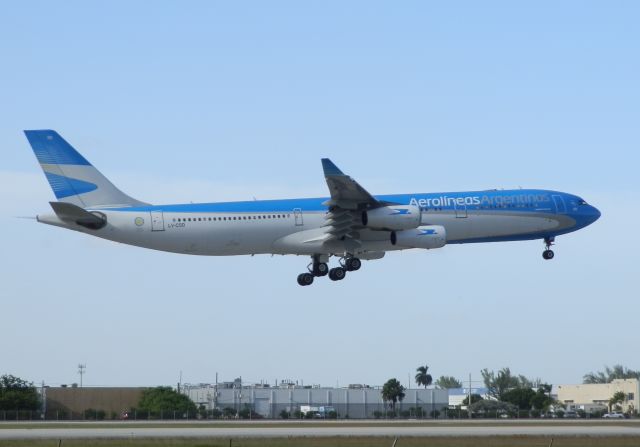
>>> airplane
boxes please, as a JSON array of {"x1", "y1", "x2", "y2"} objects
[{"x1": 24, "y1": 129, "x2": 601, "y2": 286}]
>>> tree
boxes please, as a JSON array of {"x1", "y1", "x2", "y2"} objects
[
  {"x1": 609, "y1": 391, "x2": 626, "y2": 412},
  {"x1": 382, "y1": 378, "x2": 406, "y2": 411},
  {"x1": 138, "y1": 387, "x2": 197, "y2": 416},
  {"x1": 0, "y1": 375, "x2": 39, "y2": 411},
  {"x1": 583, "y1": 365, "x2": 640, "y2": 384},
  {"x1": 530, "y1": 384, "x2": 554, "y2": 411},
  {"x1": 415, "y1": 365, "x2": 433, "y2": 389},
  {"x1": 501, "y1": 387, "x2": 536, "y2": 410},
  {"x1": 435, "y1": 376, "x2": 462, "y2": 389},
  {"x1": 481, "y1": 368, "x2": 520, "y2": 401},
  {"x1": 462, "y1": 394, "x2": 483, "y2": 406}
]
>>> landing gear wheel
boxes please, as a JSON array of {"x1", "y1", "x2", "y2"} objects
[
  {"x1": 328, "y1": 267, "x2": 346, "y2": 281},
  {"x1": 542, "y1": 250, "x2": 555, "y2": 260},
  {"x1": 313, "y1": 262, "x2": 329, "y2": 277},
  {"x1": 345, "y1": 257, "x2": 361, "y2": 271},
  {"x1": 297, "y1": 273, "x2": 314, "y2": 286}
]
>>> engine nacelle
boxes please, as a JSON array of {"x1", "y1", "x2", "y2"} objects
[
  {"x1": 390, "y1": 225, "x2": 446, "y2": 249},
  {"x1": 361, "y1": 205, "x2": 421, "y2": 231}
]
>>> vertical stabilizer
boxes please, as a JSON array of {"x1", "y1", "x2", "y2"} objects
[{"x1": 24, "y1": 130, "x2": 148, "y2": 208}]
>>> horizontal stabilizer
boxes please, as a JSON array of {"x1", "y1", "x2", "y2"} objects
[{"x1": 50, "y1": 202, "x2": 106, "y2": 230}]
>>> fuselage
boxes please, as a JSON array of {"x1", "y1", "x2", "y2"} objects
[{"x1": 37, "y1": 188, "x2": 601, "y2": 257}]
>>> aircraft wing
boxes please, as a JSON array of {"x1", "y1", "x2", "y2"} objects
[
  {"x1": 320, "y1": 159, "x2": 383, "y2": 250},
  {"x1": 321, "y1": 158, "x2": 380, "y2": 210}
]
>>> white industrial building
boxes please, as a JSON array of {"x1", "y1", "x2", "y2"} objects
[
  {"x1": 182, "y1": 382, "x2": 448, "y2": 419},
  {"x1": 447, "y1": 387, "x2": 491, "y2": 407}
]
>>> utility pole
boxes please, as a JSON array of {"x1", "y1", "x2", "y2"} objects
[
  {"x1": 214, "y1": 372, "x2": 218, "y2": 410},
  {"x1": 41, "y1": 381, "x2": 46, "y2": 417},
  {"x1": 78, "y1": 364, "x2": 86, "y2": 387},
  {"x1": 468, "y1": 373, "x2": 472, "y2": 419}
]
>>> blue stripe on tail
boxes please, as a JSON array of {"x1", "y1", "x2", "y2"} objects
[
  {"x1": 24, "y1": 130, "x2": 91, "y2": 166},
  {"x1": 44, "y1": 172, "x2": 97, "y2": 199}
]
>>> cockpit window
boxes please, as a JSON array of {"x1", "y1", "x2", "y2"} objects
[{"x1": 578, "y1": 199, "x2": 587, "y2": 205}]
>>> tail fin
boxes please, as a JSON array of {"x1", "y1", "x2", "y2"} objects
[{"x1": 24, "y1": 130, "x2": 148, "y2": 208}]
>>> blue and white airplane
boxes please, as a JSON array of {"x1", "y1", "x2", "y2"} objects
[{"x1": 25, "y1": 130, "x2": 601, "y2": 286}]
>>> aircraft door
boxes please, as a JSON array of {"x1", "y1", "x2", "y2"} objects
[
  {"x1": 293, "y1": 208, "x2": 304, "y2": 226},
  {"x1": 150, "y1": 210, "x2": 165, "y2": 231},
  {"x1": 552, "y1": 195, "x2": 567, "y2": 214},
  {"x1": 454, "y1": 202, "x2": 468, "y2": 218}
]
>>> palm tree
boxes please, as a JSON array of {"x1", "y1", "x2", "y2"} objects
[
  {"x1": 382, "y1": 378, "x2": 406, "y2": 412},
  {"x1": 415, "y1": 365, "x2": 433, "y2": 389}
]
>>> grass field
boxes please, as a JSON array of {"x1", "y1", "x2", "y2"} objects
[{"x1": 1, "y1": 437, "x2": 640, "y2": 447}]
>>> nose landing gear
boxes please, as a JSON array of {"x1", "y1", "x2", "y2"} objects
[{"x1": 542, "y1": 237, "x2": 555, "y2": 260}]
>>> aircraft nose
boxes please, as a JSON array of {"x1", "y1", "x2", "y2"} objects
[{"x1": 587, "y1": 205, "x2": 601, "y2": 225}]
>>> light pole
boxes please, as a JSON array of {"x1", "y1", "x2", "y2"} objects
[{"x1": 78, "y1": 364, "x2": 86, "y2": 388}]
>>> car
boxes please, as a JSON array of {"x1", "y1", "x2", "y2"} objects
[
  {"x1": 563, "y1": 411, "x2": 579, "y2": 418},
  {"x1": 603, "y1": 412, "x2": 625, "y2": 419}
]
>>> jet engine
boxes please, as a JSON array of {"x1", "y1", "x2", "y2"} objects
[
  {"x1": 390, "y1": 225, "x2": 446, "y2": 249},
  {"x1": 361, "y1": 205, "x2": 421, "y2": 230}
]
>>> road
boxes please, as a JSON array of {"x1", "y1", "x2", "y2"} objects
[{"x1": 1, "y1": 421, "x2": 640, "y2": 439}]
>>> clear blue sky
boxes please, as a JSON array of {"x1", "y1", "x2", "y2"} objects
[{"x1": 1, "y1": 1, "x2": 638, "y2": 389}]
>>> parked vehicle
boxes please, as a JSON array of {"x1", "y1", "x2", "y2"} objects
[{"x1": 603, "y1": 412, "x2": 625, "y2": 419}]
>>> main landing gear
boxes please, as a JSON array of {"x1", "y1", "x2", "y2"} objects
[
  {"x1": 542, "y1": 237, "x2": 555, "y2": 260},
  {"x1": 297, "y1": 255, "x2": 361, "y2": 286}
]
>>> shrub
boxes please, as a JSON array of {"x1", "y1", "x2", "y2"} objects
[{"x1": 222, "y1": 407, "x2": 236, "y2": 418}]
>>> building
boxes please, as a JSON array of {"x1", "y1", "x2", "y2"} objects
[
  {"x1": 181, "y1": 383, "x2": 448, "y2": 419},
  {"x1": 557, "y1": 379, "x2": 639, "y2": 413},
  {"x1": 447, "y1": 387, "x2": 490, "y2": 407}
]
